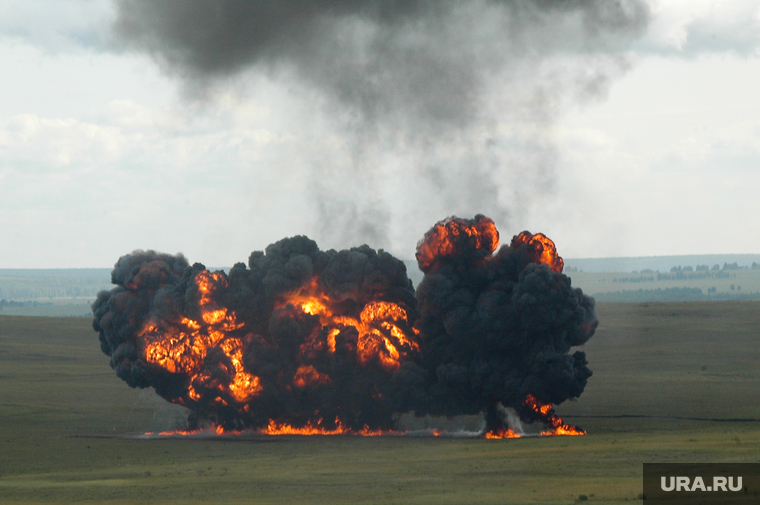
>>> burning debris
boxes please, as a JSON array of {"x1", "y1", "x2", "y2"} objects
[{"x1": 93, "y1": 215, "x2": 596, "y2": 437}]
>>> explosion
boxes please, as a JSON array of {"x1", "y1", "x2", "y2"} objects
[
  {"x1": 413, "y1": 215, "x2": 596, "y2": 437},
  {"x1": 93, "y1": 215, "x2": 597, "y2": 437}
]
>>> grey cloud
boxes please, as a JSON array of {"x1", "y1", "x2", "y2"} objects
[
  {"x1": 110, "y1": 0, "x2": 651, "y2": 251},
  {"x1": 112, "y1": 0, "x2": 650, "y2": 125}
]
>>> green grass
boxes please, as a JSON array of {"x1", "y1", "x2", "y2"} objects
[
  {"x1": 0, "y1": 297, "x2": 96, "y2": 317},
  {"x1": 1, "y1": 303, "x2": 759, "y2": 504},
  {"x1": 4, "y1": 430, "x2": 759, "y2": 505},
  {"x1": 0, "y1": 303, "x2": 94, "y2": 317},
  {"x1": 558, "y1": 302, "x2": 760, "y2": 425}
]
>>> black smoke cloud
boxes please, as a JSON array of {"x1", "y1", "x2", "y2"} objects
[
  {"x1": 93, "y1": 251, "x2": 190, "y2": 389},
  {"x1": 110, "y1": 0, "x2": 650, "y2": 250},
  {"x1": 112, "y1": 0, "x2": 649, "y2": 127},
  {"x1": 93, "y1": 216, "x2": 597, "y2": 433},
  {"x1": 413, "y1": 216, "x2": 597, "y2": 431},
  {"x1": 93, "y1": 239, "x2": 425, "y2": 430}
]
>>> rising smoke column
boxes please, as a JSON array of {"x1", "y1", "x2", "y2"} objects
[
  {"x1": 414, "y1": 215, "x2": 597, "y2": 434},
  {"x1": 109, "y1": 0, "x2": 651, "y2": 249},
  {"x1": 92, "y1": 239, "x2": 425, "y2": 431}
]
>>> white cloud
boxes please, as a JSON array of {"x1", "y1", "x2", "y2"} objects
[
  {"x1": 550, "y1": 52, "x2": 760, "y2": 257},
  {"x1": 0, "y1": 0, "x2": 114, "y2": 50},
  {"x1": 0, "y1": 113, "x2": 125, "y2": 167},
  {"x1": 0, "y1": 52, "x2": 317, "y2": 266},
  {"x1": 640, "y1": 0, "x2": 760, "y2": 54}
]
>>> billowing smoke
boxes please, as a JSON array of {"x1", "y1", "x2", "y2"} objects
[
  {"x1": 110, "y1": 0, "x2": 650, "y2": 250},
  {"x1": 111, "y1": 0, "x2": 649, "y2": 125},
  {"x1": 413, "y1": 215, "x2": 596, "y2": 434},
  {"x1": 93, "y1": 238, "x2": 423, "y2": 431},
  {"x1": 93, "y1": 215, "x2": 596, "y2": 435}
]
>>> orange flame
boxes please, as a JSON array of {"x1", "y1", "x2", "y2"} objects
[
  {"x1": 279, "y1": 279, "x2": 419, "y2": 373},
  {"x1": 485, "y1": 395, "x2": 585, "y2": 438},
  {"x1": 484, "y1": 428, "x2": 522, "y2": 439},
  {"x1": 219, "y1": 337, "x2": 262, "y2": 402},
  {"x1": 147, "y1": 421, "x2": 391, "y2": 437},
  {"x1": 261, "y1": 418, "x2": 389, "y2": 436},
  {"x1": 416, "y1": 215, "x2": 500, "y2": 272},
  {"x1": 523, "y1": 394, "x2": 585, "y2": 436},
  {"x1": 137, "y1": 267, "x2": 418, "y2": 425},
  {"x1": 138, "y1": 270, "x2": 261, "y2": 405},
  {"x1": 145, "y1": 425, "x2": 243, "y2": 437},
  {"x1": 293, "y1": 365, "x2": 331, "y2": 388},
  {"x1": 262, "y1": 418, "x2": 349, "y2": 435},
  {"x1": 512, "y1": 232, "x2": 564, "y2": 273}
]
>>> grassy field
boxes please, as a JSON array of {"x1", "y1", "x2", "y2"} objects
[
  {"x1": 1, "y1": 303, "x2": 759, "y2": 504},
  {"x1": 0, "y1": 298, "x2": 95, "y2": 317}
]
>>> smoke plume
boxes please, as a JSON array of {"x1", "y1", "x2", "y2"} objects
[
  {"x1": 112, "y1": 0, "x2": 649, "y2": 123},
  {"x1": 93, "y1": 239, "x2": 424, "y2": 431},
  {"x1": 110, "y1": 0, "x2": 651, "y2": 250},
  {"x1": 93, "y1": 215, "x2": 597, "y2": 435},
  {"x1": 413, "y1": 215, "x2": 596, "y2": 433}
]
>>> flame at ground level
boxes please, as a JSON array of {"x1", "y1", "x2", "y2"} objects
[
  {"x1": 262, "y1": 419, "x2": 389, "y2": 436},
  {"x1": 144, "y1": 397, "x2": 585, "y2": 439},
  {"x1": 142, "y1": 425, "x2": 584, "y2": 439},
  {"x1": 484, "y1": 395, "x2": 586, "y2": 439},
  {"x1": 143, "y1": 423, "x2": 395, "y2": 437},
  {"x1": 484, "y1": 428, "x2": 522, "y2": 439}
]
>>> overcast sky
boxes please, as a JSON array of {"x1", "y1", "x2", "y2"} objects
[{"x1": 1, "y1": 0, "x2": 759, "y2": 268}]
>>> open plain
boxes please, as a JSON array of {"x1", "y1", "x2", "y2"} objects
[{"x1": 1, "y1": 302, "x2": 759, "y2": 504}]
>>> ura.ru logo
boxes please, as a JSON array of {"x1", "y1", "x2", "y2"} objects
[{"x1": 661, "y1": 476, "x2": 743, "y2": 492}]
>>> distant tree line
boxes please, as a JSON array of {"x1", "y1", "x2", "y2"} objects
[
  {"x1": 613, "y1": 262, "x2": 746, "y2": 282},
  {"x1": 649, "y1": 263, "x2": 748, "y2": 281},
  {"x1": 0, "y1": 299, "x2": 53, "y2": 308},
  {"x1": 656, "y1": 271, "x2": 731, "y2": 281},
  {"x1": 593, "y1": 287, "x2": 760, "y2": 303},
  {"x1": 628, "y1": 262, "x2": 757, "y2": 275},
  {"x1": 0, "y1": 274, "x2": 111, "y2": 300},
  {"x1": 613, "y1": 276, "x2": 655, "y2": 283}
]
